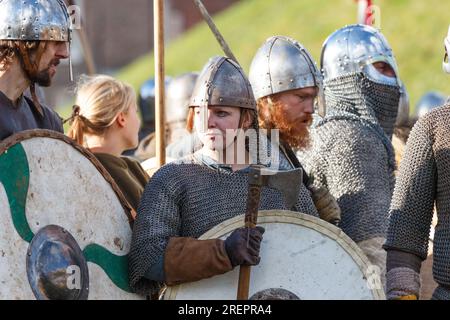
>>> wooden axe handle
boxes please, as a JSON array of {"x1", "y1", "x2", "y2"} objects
[{"x1": 237, "y1": 183, "x2": 262, "y2": 300}]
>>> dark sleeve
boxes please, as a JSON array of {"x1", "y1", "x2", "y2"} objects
[
  {"x1": 23, "y1": 96, "x2": 64, "y2": 133},
  {"x1": 384, "y1": 115, "x2": 436, "y2": 260},
  {"x1": 43, "y1": 105, "x2": 64, "y2": 133}
]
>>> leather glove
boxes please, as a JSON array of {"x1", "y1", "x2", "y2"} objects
[
  {"x1": 224, "y1": 226, "x2": 265, "y2": 267},
  {"x1": 309, "y1": 185, "x2": 341, "y2": 226}
]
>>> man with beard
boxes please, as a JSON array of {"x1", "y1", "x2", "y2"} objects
[
  {"x1": 249, "y1": 36, "x2": 341, "y2": 226},
  {"x1": 298, "y1": 25, "x2": 403, "y2": 284},
  {"x1": 383, "y1": 25, "x2": 450, "y2": 300},
  {"x1": 0, "y1": 0, "x2": 71, "y2": 140}
]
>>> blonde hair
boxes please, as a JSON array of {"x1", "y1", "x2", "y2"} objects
[{"x1": 67, "y1": 75, "x2": 136, "y2": 146}]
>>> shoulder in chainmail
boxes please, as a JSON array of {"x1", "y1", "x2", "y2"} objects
[
  {"x1": 385, "y1": 104, "x2": 450, "y2": 291},
  {"x1": 129, "y1": 149, "x2": 318, "y2": 295},
  {"x1": 297, "y1": 73, "x2": 399, "y2": 243}
]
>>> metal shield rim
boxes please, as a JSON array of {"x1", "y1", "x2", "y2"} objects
[
  {"x1": 0, "y1": 129, "x2": 135, "y2": 225},
  {"x1": 164, "y1": 210, "x2": 386, "y2": 300}
]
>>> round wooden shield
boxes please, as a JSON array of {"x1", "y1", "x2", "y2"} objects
[
  {"x1": 0, "y1": 130, "x2": 143, "y2": 300},
  {"x1": 164, "y1": 210, "x2": 386, "y2": 300}
]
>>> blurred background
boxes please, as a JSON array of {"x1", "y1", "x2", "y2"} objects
[{"x1": 51, "y1": 0, "x2": 450, "y2": 124}]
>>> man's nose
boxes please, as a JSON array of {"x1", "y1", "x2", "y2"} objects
[
  {"x1": 304, "y1": 100, "x2": 314, "y2": 114},
  {"x1": 56, "y1": 42, "x2": 70, "y2": 59}
]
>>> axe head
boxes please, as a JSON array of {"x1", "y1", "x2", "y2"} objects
[{"x1": 248, "y1": 165, "x2": 303, "y2": 209}]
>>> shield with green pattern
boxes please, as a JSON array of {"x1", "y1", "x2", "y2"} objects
[{"x1": 0, "y1": 130, "x2": 143, "y2": 300}]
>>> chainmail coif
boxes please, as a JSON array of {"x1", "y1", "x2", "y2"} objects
[
  {"x1": 384, "y1": 104, "x2": 450, "y2": 300},
  {"x1": 129, "y1": 150, "x2": 319, "y2": 296},
  {"x1": 298, "y1": 72, "x2": 399, "y2": 243}
]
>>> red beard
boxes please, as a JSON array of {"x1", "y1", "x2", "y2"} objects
[{"x1": 267, "y1": 110, "x2": 312, "y2": 150}]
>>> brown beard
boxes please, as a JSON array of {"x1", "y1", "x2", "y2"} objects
[
  {"x1": 31, "y1": 58, "x2": 60, "y2": 87},
  {"x1": 258, "y1": 98, "x2": 312, "y2": 151}
]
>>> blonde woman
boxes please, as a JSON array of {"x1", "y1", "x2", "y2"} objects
[{"x1": 67, "y1": 75, "x2": 149, "y2": 211}]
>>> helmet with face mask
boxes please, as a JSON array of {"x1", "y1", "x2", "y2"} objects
[
  {"x1": 395, "y1": 83, "x2": 410, "y2": 127},
  {"x1": 320, "y1": 24, "x2": 402, "y2": 138}
]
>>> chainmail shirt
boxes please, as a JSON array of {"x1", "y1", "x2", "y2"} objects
[
  {"x1": 129, "y1": 151, "x2": 318, "y2": 295},
  {"x1": 384, "y1": 104, "x2": 450, "y2": 299},
  {"x1": 298, "y1": 73, "x2": 399, "y2": 243}
]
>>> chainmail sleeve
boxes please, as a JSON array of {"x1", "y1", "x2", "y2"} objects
[
  {"x1": 129, "y1": 164, "x2": 184, "y2": 296},
  {"x1": 384, "y1": 113, "x2": 436, "y2": 260},
  {"x1": 300, "y1": 119, "x2": 395, "y2": 243}
]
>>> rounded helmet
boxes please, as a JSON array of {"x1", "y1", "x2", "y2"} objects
[
  {"x1": 0, "y1": 0, "x2": 71, "y2": 42},
  {"x1": 249, "y1": 36, "x2": 322, "y2": 100},
  {"x1": 414, "y1": 91, "x2": 448, "y2": 118},
  {"x1": 190, "y1": 56, "x2": 256, "y2": 110},
  {"x1": 138, "y1": 77, "x2": 171, "y2": 127},
  {"x1": 321, "y1": 24, "x2": 401, "y2": 87},
  {"x1": 166, "y1": 72, "x2": 199, "y2": 124},
  {"x1": 190, "y1": 56, "x2": 256, "y2": 132}
]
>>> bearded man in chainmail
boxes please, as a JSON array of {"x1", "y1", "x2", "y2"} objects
[
  {"x1": 129, "y1": 56, "x2": 319, "y2": 297},
  {"x1": 0, "y1": 0, "x2": 71, "y2": 140},
  {"x1": 383, "y1": 25, "x2": 450, "y2": 300},
  {"x1": 249, "y1": 35, "x2": 340, "y2": 226},
  {"x1": 298, "y1": 25, "x2": 403, "y2": 283}
]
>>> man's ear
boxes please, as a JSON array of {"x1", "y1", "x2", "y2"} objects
[{"x1": 116, "y1": 112, "x2": 126, "y2": 128}]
